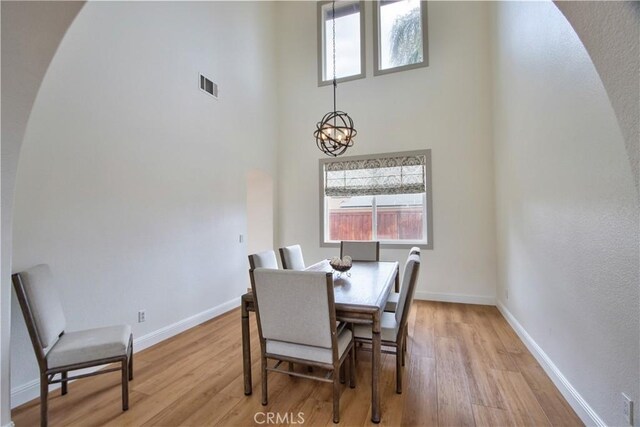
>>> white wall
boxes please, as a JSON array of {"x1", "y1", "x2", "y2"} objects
[
  {"x1": 492, "y1": 2, "x2": 639, "y2": 426},
  {"x1": 555, "y1": 1, "x2": 640, "y2": 193},
  {"x1": 10, "y1": 1, "x2": 278, "y2": 405},
  {"x1": 275, "y1": 1, "x2": 498, "y2": 304},
  {"x1": 247, "y1": 170, "x2": 275, "y2": 256},
  {"x1": 1, "y1": 1, "x2": 85, "y2": 420},
  {"x1": 5, "y1": 1, "x2": 638, "y2": 424}
]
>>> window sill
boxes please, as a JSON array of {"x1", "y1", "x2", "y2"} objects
[
  {"x1": 321, "y1": 241, "x2": 432, "y2": 250},
  {"x1": 373, "y1": 60, "x2": 428, "y2": 77},
  {"x1": 318, "y1": 72, "x2": 366, "y2": 87}
]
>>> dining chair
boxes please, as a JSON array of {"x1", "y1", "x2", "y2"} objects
[
  {"x1": 12, "y1": 264, "x2": 133, "y2": 427},
  {"x1": 249, "y1": 268, "x2": 355, "y2": 423},
  {"x1": 339, "y1": 240, "x2": 380, "y2": 261},
  {"x1": 385, "y1": 247, "x2": 421, "y2": 312},
  {"x1": 248, "y1": 250, "x2": 279, "y2": 269},
  {"x1": 278, "y1": 244, "x2": 306, "y2": 270},
  {"x1": 353, "y1": 254, "x2": 420, "y2": 394}
]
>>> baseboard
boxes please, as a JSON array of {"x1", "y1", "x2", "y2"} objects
[
  {"x1": 415, "y1": 291, "x2": 496, "y2": 306},
  {"x1": 2, "y1": 421, "x2": 15, "y2": 427},
  {"x1": 496, "y1": 301, "x2": 606, "y2": 427},
  {"x1": 10, "y1": 378, "x2": 41, "y2": 409},
  {"x1": 10, "y1": 296, "x2": 241, "y2": 408},
  {"x1": 133, "y1": 296, "x2": 241, "y2": 352}
]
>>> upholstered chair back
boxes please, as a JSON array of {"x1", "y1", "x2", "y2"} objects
[
  {"x1": 13, "y1": 264, "x2": 66, "y2": 350},
  {"x1": 395, "y1": 254, "x2": 421, "y2": 325},
  {"x1": 340, "y1": 241, "x2": 380, "y2": 262},
  {"x1": 248, "y1": 250, "x2": 279, "y2": 269},
  {"x1": 279, "y1": 245, "x2": 306, "y2": 271},
  {"x1": 13, "y1": 264, "x2": 134, "y2": 424},
  {"x1": 251, "y1": 269, "x2": 334, "y2": 349},
  {"x1": 409, "y1": 247, "x2": 421, "y2": 256}
]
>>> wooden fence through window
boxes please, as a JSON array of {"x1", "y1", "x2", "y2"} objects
[{"x1": 329, "y1": 208, "x2": 423, "y2": 241}]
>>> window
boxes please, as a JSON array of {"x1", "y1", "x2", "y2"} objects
[
  {"x1": 317, "y1": 1, "x2": 365, "y2": 86},
  {"x1": 373, "y1": 0, "x2": 428, "y2": 76},
  {"x1": 319, "y1": 150, "x2": 433, "y2": 248}
]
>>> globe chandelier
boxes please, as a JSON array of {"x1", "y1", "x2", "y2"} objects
[{"x1": 314, "y1": 0, "x2": 357, "y2": 157}]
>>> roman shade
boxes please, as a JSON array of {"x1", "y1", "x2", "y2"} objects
[{"x1": 324, "y1": 153, "x2": 426, "y2": 197}]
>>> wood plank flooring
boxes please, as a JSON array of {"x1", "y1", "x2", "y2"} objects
[{"x1": 11, "y1": 301, "x2": 583, "y2": 426}]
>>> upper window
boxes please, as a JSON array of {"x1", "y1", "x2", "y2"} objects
[
  {"x1": 373, "y1": 0, "x2": 428, "y2": 76},
  {"x1": 319, "y1": 150, "x2": 433, "y2": 248},
  {"x1": 317, "y1": 1, "x2": 366, "y2": 86}
]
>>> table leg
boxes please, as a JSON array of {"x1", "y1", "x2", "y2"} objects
[
  {"x1": 371, "y1": 312, "x2": 381, "y2": 423},
  {"x1": 241, "y1": 296, "x2": 252, "y2": 395},
  {"x1": 395, "y1": 265, "x2": 400, "y2": 293}
]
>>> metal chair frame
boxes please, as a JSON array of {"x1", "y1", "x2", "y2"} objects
[
  {"x1": 12, "y1": 272, "x2": 133, "y2": 427},
  {"x1": 249, "y1": 269, "x2": 355, "y2": 423},
  {"x1": 354, "y1": 259, "x2": 420, "y2": 394}
]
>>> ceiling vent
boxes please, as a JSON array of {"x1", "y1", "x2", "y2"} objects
[{"x1": 199, "y1": 74, "x2": 218, "y2": 99}]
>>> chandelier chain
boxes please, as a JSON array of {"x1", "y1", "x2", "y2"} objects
[
  {"x1": 313, "y1": 0, "x2": 356, "y2": 157},
  {"x1": 332, "y1": 0, "x2": 337, "y2": 113}
]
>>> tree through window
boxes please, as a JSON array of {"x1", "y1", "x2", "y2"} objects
[{"x1": 374, "y1": 0, "x2": 428, "y2": 75}]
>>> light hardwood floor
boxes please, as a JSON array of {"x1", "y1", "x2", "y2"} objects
[{"x1": 12, "y1": 301, "x2": 583, "y2": 426}]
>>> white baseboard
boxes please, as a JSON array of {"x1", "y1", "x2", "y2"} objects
[
  {"x1": 2, "y1": 421, "x2": 16, "y2": 427},
  {"x1": 496, "y1": 301, "x2": 605, "y2": 427},
  {"x1": 415, "y1": 291, "x2": 496, "y2": 306},
  {"x1": 134, "y1": 296, "x2": 240, "y2": 352},
  {"x1": 10, "y1": 296, "x2": 241, "y2": 409},
  {"x1": 10, "y1": 379, "x2": 42, "y2": 408}
]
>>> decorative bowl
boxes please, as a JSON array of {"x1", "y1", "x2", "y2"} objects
[{"x1": 329, "y1": 256, "x2": 352, "y2": 276}]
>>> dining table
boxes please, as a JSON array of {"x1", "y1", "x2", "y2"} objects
[{"x1": 240, "y1": 259, "x2": 400, "y2": 424}]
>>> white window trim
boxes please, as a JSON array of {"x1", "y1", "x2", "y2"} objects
[
  {"x1": 317, "y1": 0, "x2": 367, "y2": 87},
  {"x1": 318, "y1": 149, "x2": 434, "y2": 249},
  {"x1": 373, "y1": 0, "x2": 429, "y2": 77}
]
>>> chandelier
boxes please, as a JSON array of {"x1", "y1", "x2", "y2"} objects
[{"x1": 314, "y1": 1, "x2": 357, "y2": 157}]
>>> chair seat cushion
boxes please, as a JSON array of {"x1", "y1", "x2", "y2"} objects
[
  {"x1": 353, "y1": 312, "x2": 398, "y2": 343},
  {"x1": 266, "y1": 328, "x2": 352, "y2": 365},
  {"x1": 384, "y1": 292, "x2": 400, "y2": 312},
  {"x1": 47, "y1": 325, "x2": 131, "y2": 368}
]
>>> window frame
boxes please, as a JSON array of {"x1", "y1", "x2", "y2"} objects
[
  {"x1": 317, "y1": 0, "x2": 366, "y2": 87},
  {"x1": 318, "y1": 149, "x2": 433, "y2": 249},
  {"x1": 373, "y1": 0, "x2": 429, "y2": 77}
]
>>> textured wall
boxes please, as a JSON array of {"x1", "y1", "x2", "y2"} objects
[
  {"x1": 9, "y1": 1, "x2": 278, "y2": 406},
  {"x1": 555, "y1": 1, "x2": 640, "y2": 193},
  {"x1": 492, "y1": 2, "x2": 639, "y2": 425},
  {"x1": 2, "y1": 1, "x2": 638, "y2": 424},
  {"x1": 1, "y1": 1, "x2": 85, "y2": 422}
]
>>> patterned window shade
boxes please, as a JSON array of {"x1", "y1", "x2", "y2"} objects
[{"x1": 325, "y1": 154, "x2": 426, "y2": 197}]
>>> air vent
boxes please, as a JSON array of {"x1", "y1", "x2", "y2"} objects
[{"x1": 199, "y1": 73, "x2": 218, "y2": 99}]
